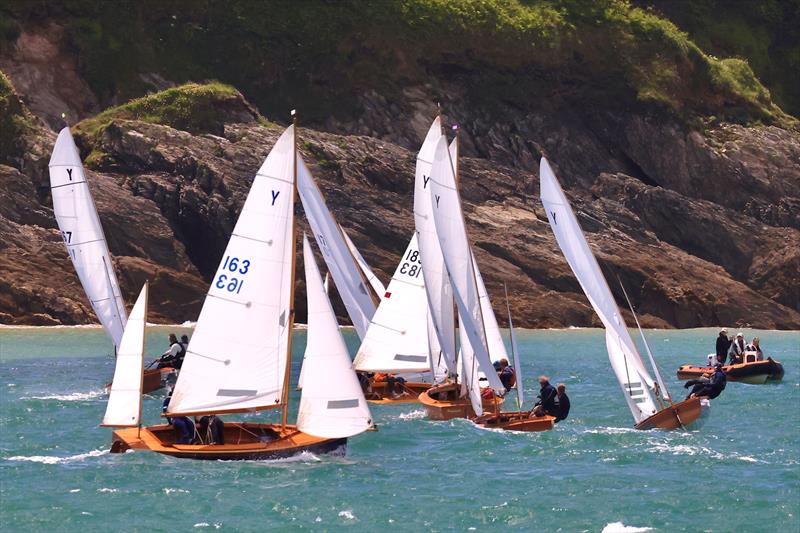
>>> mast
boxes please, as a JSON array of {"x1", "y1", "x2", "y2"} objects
[
  {"x1": 281, "y1": 110, "x2": 299, "y2": 430},
  {"x1": 504, "y1": 283, "x2": 523, "y2": 410},
  {"x1": 617, "y1": 277, "x2": 672, "y2": 404},
  {"x1": 137, "y1": 281, "x2": 149, "y2": 435}
]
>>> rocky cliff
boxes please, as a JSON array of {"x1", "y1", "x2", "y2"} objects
[{"x1": 1, "y1": 1, "x2": 798, "y2": 329}]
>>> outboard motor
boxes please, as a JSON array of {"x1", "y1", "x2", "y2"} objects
[{"x1": 707, "y1": 354, "x2": 716, "y2": 367}]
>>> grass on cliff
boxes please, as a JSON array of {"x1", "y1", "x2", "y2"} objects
[
  {"x1": 2, "y1": 0, "x2": 786, "y2": 125},
  {"x1": 0, "y1": 70, "x2": 36, "y2": 164}
]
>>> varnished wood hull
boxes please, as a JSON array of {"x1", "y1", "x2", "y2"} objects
[
  {"x1": 111, "y1": 423, "x2": 346, "y2": 460},
  {"x1": 419, "y1": 383, "x2": 504, "y2": 420},
  {"x1": 473, "y1": 411, "x2": 556, "y2": 432},
  {"x1": 677, "y1": 358, "x2": 784, "y2": 384},
  {"x1": 365, "y1": 380, "x2": 431, "y2": 404},
  {"x1": 107, "y1": 367, "x2": 176, "y2": 395},
  {"x1": 634, "y1": 397, "x2": 710, "y2": 430}
]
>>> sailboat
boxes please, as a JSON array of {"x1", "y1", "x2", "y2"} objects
[
  {"x1": 538, "y1": 157, "x2": 709, "y2": 430},
  {"x1": 109, "y1": 123, "x2": 373, "y2": 459},
  {"x1": 352, "y1": 233, "x2": 443, "y2": 403},
  {"x1": 49, "y1": 128, "x2": 172, "y2": 394},
  {"x1": 342, "y1": 227, "x2": 386, "y2": 298},
  {"x1": 417, "y1": 121, "x2": 506, "y2": 420},
  {"x1": 473, "y1": 286, "x2": 556, "y2": 432}
]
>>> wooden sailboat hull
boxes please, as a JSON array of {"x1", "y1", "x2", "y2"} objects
[
  {"x1": 419, "y1": 383, "x2": 504, "y2": 420},
  {"x1": 108, "y1": 367, "x2": 176, "y2": 395},
  {"x1": 473, "y1": 411, "x2": 556, "y2": 432},
  {"x1": 110, "y1": 423, "x2": 346, "y2": 460},
  {"x1": 677, "y1": 358, "x2": 784, "y2": 384},
  {"x1": 365, "y1": 380, "x2": 431, "y2": 404},
  {"x1": 634, "y1": 397, "x2": 710, "y2": 430}
]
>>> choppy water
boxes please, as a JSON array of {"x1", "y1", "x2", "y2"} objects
[{"x1": 1, "y1": 326, "x2": 797, "y2": 532}]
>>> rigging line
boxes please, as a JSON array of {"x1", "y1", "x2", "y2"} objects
[{"x1": 51, "y1": 180, "x2": 87, "y2": 189}]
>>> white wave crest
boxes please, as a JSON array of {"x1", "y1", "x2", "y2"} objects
[
  {"x1": 398, "y1": 409, "x2": 426, "y2": 420},
  {"x1": 584, "y1": 427, "x2": 638, "y2": 435},
  {"x1": 338, "y1": 510, "x2": 357, "y2": 521},
  {"x1": 602, "y1": 522, "x2": 653, "y2": 533},
  {"x1": 7, "y1": 448, "x2": 108, "y2": 464},
  {"x1": 25, "y1": 390, "x2": 105, "y2": 401}
]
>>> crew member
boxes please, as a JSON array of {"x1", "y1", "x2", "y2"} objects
[
  {"x1": 497, "y1": 359, "x2": 516, "y2": 389},
  {"x1": 730, "y1": 332, "x2": 746, "y2": 364},
  {"x1": 530, "y1": 375, "x2": 557, "y2": 417},
  {"x1": 685, "y1": 364, "x2": 726, "y2": 399},
  {"x1": 553, "y1": 383, "x2": 571, "y2": 423},
  {"x1": 195, "y1": 415, "x2": 225, "y2": 444},
  {"x1": 157, "y1": 333, "x2": 183, "y2": 369},
  {"x1": 715, "y1": 328, "x2": 732, "y2": 365},
  {"x1": 746, "y1": 337, "x2": 763, "y2": 361}
]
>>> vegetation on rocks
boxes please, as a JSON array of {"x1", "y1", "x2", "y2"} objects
[
  {"x1": 0, "y1": 70, "x2": 35, "y2": 163},
  {"x1": 0, "y1": 0, "x2": 790, "y2": 127}
]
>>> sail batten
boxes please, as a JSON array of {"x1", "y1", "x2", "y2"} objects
[
  {"x1": 539, "y1": 157, "x2": 658, "y2": 423},
  {"x1": 49, "y1": 127, "x2": 127, "y2": 350},
  {"x1": 166, "y1": 126, "x2": 296, "y2": 416}
]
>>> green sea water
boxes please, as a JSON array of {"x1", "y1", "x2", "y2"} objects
[{"x1": 0, "y1": 326, "x2": 797, "y2": 532}]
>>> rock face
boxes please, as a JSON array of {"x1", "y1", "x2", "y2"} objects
[{"x1": 1, "y1": 80, "x2": 798, "y2": 329}]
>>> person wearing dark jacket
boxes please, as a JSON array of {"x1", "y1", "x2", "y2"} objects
[
  {"x1": 715, "y1": 328, "x2": 732, "y2": 365},
  {"x1": 685, "y1": 365, "x2": 727, "y2": 399},
  {"x1": 530, "y1": 376, "x2": 557, "y2": 417},
  {"x1": 195, "y1": 415, "x2": 225, "y2": 445},
  {"x1": 553, "y1": 383, "x2": 571, "y2": 423}
]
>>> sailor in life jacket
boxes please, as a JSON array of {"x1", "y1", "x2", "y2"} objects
[{"x1": 730, "y1": 332, "x2": 746, "y2": 363}]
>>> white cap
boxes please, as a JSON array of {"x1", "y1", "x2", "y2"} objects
[{"x1": 736, "y1": 332, "x2": 744, "y2": 337}]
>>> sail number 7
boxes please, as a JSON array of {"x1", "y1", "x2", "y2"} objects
[{"x1": 215, "y1": 255, "x2": 251, "y2": 294}]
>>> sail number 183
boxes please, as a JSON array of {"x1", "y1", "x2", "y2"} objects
[
  {"x1": 216, "y1": 255, "x2": 251, "y2": 294},
  {"x1": 399, "y1": 249, "x2": 422, "y2": 278}
]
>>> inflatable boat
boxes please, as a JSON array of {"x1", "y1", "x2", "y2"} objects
[{"x1": 677, "y1": 355, "x2": 784, "y2": 384}]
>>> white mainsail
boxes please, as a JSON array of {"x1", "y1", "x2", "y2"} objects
[
  {"x1": 297, "y1": 158, "x2": 376, "y2": 339},
  {"x1": 167, "y1": 126, "x2": 296, "y2": 416},
  {"x1": 414, "y1": 117, "x2": 457, "y2": 376},
  {"x1": 538, "y1": 157, "x2": 658, "y2": 423},
  {"x1": 353, "y1": 234, "x2": 431, "y2": 373},
  {"x1": 49, "y1": 127, "x2": 127, "y2": 349},
  {"x1": 101, "y1": 282, "x2": 148, "y2": 427},
  {"x1": 428, "y1": 136, "x2": 506, "y2": 395},
  {"x1": 342, "y1": 227, "x2": 386, "y2": 298},
  {"x1": 297, "y1": 235, "x2": 373, "y2": 439}
]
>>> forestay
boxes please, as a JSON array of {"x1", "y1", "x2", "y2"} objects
[
  {"x1": 101, "y1": 282, "x2": 148, "y2": 427},
  {"x1": 342, "y1": 227, "x2": 386, "y2": 297},
  {"x1": 297, "y1": 157, "x2": 376, "y2": 340},
  {"x1": 49, "y1": 128, "x2": 127, "y2": 349},
  {"x1": 428, "y1": 136, "x2": 506, "y2": 395},
  {"x1": 354, "y1": 234, "x2": 430, "y2": 373},
  {"x1": 505, "y1": 285, "x2": 524, "y2": 409},
  {"x1": 167, "y1": 126, "x2": 296, "y2": 416},
  {"x1": 297, "y1": 236, "x2": 373, "y2": 439},
  {"x1": 538, "y1": 157, "x2": 657, "y2": 423},
  {"x1": 414, "y1": 117, "x2": 457, "y2": 376}
]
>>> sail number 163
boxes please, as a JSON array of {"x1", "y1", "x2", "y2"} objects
[{"x1": 216, "y1": 255, "x2": 251, "y2": 294}]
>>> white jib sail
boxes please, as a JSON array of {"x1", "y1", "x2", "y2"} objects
[
  {"x1": 167, "y1": 126, "x2": 296, "y2": 416},
  {"x1": 414, "y1": 117, "x2": 457, "y2": 376},
  {"x1": 342, "y1": 227, "x2": 386, "y2": 297},
  {"x1": 354, "y1": 234, "x2": 431, "y2": 373},
  {"x1": 101, "y1": 282, "x2": 148, "y2": 427},
  {"x1": 538, "y1": 157, "x2": 657, "y2": 422},
  {"x1": 459, "y1": 319, "x2": 484, "y2": 416},
  {"x1": 505, "y1": 286, "x2": 524, "y2": 409},
  {"x1": 297, "y1": 235, "x2": 373, "y2": 439},
  {"x1": 428, "y1": 136, "x2": 506, "y2": 394},
  {"x1": 49, "y1": 127, "x2": 127, "y2": 349},
  {"x1": 297, "y1": 157, "x2": 376, "y2": 339},
  {"x1": 473, "y1": 252, "x2": 510, "y2": 363}
]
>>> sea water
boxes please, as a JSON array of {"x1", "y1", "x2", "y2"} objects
[{"x1": 0, "y1": 326, "x2": 797, "y2": 532}]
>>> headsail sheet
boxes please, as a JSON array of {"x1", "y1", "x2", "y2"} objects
[
  {"x1": 297, "y1": 158, "x2": 376, "y2": 339},
  {"x1": 297, "y1": 236, "x2": 372, "y2": 438},
  {"x1": 49, "y1": 128, "x2": 127, "y2": 349},
  {"x1": 101, "y1": 282, "x2": 148, "y2": 427},
  {"x1": 414, "y1": 117, "x2": 457, "y2": 376},
  {"x1": 428, "y1": 137, "x2": 506, "y2": 395},
  {"x1": 354, "y1": 234, "x2": 430, "y2": 373},
  {"x1": 538, "y1": 157, "x2": 657, "y2": 422},
  {"x1": 167, "y1": 126, "x2": 296, "y2": 416}
]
